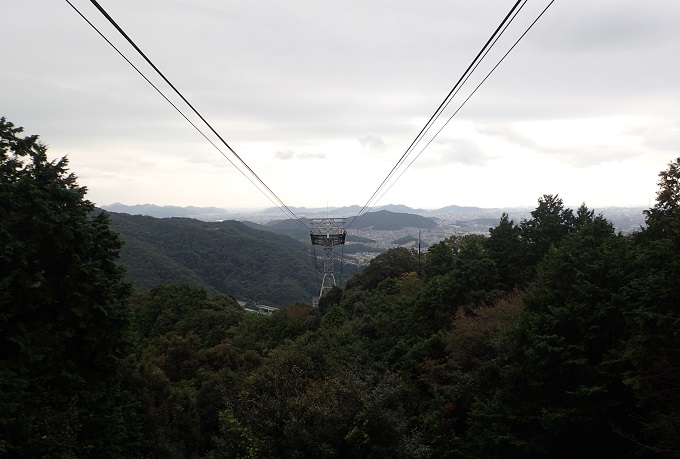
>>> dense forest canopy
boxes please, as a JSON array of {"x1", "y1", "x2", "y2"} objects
[{"x1": 2, "y1": 117, "x2": 679, "y2": 458}]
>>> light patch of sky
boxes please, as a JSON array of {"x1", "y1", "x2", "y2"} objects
[{"x1": 514, "y1": 116, "x2": 649, "y2": 150}]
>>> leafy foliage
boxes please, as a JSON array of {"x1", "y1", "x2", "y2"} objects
[
  {"x1": 486, "y1": 212, "x2": 526, "y2": 289},
  {"x1": 620, "y1": 157, "x2": 680, "y2": 455},
  {"x1": 0, "y1": 117, "x2": 134, "y2": 456},
  {"x1": 345, "y1": 247, "x2": 420, "y2": 292}
]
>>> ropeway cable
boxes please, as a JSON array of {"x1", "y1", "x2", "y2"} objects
[
  {"x1": 374, "y1": 0, "x2": 557, "y2": 208},
  {"x1": 347, "y1": 0, "x2": 527, "y2": 228},
  {"x1": 65, "y1": 0, "x2": 309, "y2": 230},
  {"x1": 63, "y1": 0, "x2": 301, "y2": 225}
]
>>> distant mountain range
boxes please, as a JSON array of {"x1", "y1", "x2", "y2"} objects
[
  {"x1": 102, "y1": 202, "x2": 491, "y2": 219},
  {"x1": 102, "y1": 203, "x2": 231, "y2": 219},
  {"x1": 260, "y1": 204, "x2": 487, "y2": 216}
]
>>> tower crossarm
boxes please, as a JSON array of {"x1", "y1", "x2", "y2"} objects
[{"x1": 309, "y1": 218, "x2": 347, "y2": 246}]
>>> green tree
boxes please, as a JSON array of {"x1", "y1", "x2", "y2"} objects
[
  {"x1": 416, "y1": 235, "x2": 500, "y2": 330},
  {"x1": 519, "y1": 194, "x2": 579, "y2": 279},
  {"x1": 345, "y1": 247, "x2": 420, "y2": 292},
  {"x1": 318, "y1": 284, "x2": 343, "y2": 314},
  {"x1": 424, "y1": 241, "x2": 455, "y2": 280},
  {"x1": 642, "y1": 157, "x2": 680, "y2": 234},
  {"x1": 448, "y1": 234, "x2": 500, "y2": 308},
  {"x1": 0, "y1": 118, "x2": 134, "y2": 456},
  {"x1": 486, "y1": 213, "x2": 526, "y2": 290},
  {"x1": 467, "y1": 217, "x2": 636, "y2": 458},
  {"x1": 574, "y1": 202, "x2": 596, "y2": 232},
  {"x1": 620, "y1": 157, "x2": 680, "y2": 455}
]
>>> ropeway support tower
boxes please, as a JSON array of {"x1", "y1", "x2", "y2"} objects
[{"x1": 309, "y1": 218, "x2": 346, "y2": 303}]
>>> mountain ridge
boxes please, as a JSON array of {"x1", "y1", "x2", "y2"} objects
[{"x1": 103, "y1": 202, "x2": 500, "y2": 219}]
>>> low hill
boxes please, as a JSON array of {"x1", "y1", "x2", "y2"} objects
[
  {"x1": 432, "y1": 204, "x2": 487, "y2": 214},
  {"x1": 350, "y1": 210, "x2": 437, "y2": 230},
  {"x1": 255, "y1": 210, "x2": 437, "y2": 240},
  {"x1": 377, "y1": 204, "x2": 425, "y2": 214},
  {"x1": 108, "y1": 212, "x2": 325, "y2": 306}
]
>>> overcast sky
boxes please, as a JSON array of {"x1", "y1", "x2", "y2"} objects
[{"x1": 3, "y1": 0, "x2": 680, "y2": 211}]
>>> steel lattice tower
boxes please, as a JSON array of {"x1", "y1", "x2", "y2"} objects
[{"x1": 309, "y1": 218, "x2": 346, "y2": 301}]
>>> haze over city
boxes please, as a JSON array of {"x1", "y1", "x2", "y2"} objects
[{"x1": 3, "y1": 0, "x2": 679, "y2": 210}]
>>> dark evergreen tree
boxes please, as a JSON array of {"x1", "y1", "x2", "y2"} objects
[
  {"x1": 486, "y1": 212, "x2": 527, "y2": 290},
  {"x1": 448, "y1": 234, "x2": 500, "y2": 307},
  {"x1": 574, "y1": 202, "x2": 596, "y2": 231},
  {"x1": 519, "y1": 194, "x2": 577, "y2": 276},
  {"x1": 621, "y1": 157, "x2": 680, "y2": 455},
  {"x1": 0, "y1": 118, "x2": 134, "y2": 456},
  {"x1": 424, "y1": 241, "x2": 455, "y2": 280}
]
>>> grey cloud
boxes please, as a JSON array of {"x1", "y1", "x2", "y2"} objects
[
  {"x1": 275, "y1": 150, "x2": 295, "y2": 160},
  {"x1": 274, "y1": 150, "x2": 325, "y2": 160},
  {"x1": 555, "y1": 145, "x2": 641, "y2": 167},
  {"x1": 477, "y1": 125, "x2": 531, "y2": 147},
  {"x1": 78, "y1": 169, "x2": 120, "y2": 180},
  {"x1": 440, "y1": 140, "x2": 489, "y2": 166},
  {"x1": 358, "y1": 134, "x2": 386, "y2": 150},
  {"x1": 479, "y1": 124, "x2": 642, "y2": 167},
  {"x1": 531, "y1": 3, "x2": 678, "y2": 52},
  {"x1": 415, "y1": 139, "x2": 488, "y2": 167},
  {"x1": 642, "y1": 123, "x2": 680, "y2": 153},
  {"x1": 297, "y1": 152, "x2": 325, "y2": 160}
]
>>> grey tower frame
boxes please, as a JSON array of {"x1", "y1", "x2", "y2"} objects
[{"x1": 309, "y1": 218, "x2": 347, "y2": 300}]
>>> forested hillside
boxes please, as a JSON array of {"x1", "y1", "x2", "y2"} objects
[
  {"x1": 108, "y1": 213, "x2": 324, "y2": 306},
  {"x1": 2, "y1": 117, "x2": 679, "y2": 458}
]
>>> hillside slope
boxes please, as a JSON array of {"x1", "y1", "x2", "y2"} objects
[{"x1": 108, "y1": 213, "x2": 323, "y2": 306}]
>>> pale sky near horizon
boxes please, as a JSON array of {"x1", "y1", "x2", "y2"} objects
[{"x1": 3, "y1": 0, "x2": 679, "y2": 211}]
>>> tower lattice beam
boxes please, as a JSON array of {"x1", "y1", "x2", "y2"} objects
[{"x1": 309, "y1": 218, "x2": 346, "y2": 301}]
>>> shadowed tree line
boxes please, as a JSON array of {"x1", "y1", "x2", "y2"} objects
[{"x1": 2, "y1": 117, "x2": 679, "y2": 457}]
